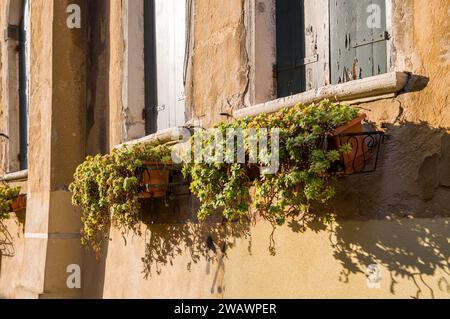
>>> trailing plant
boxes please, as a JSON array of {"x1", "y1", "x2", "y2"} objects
[
  {"x1": 70, "y1": 100, "x2": 360, "y2": 256},
  {"x1": 69, "y1": 144, "x2": 172, "y2": 255},
  {"x1": 0, "y1": 184, "x2": 21, "y2": 221},
  {"x1": 182, "y1": 100, "x2": 359, "y2": 228}
]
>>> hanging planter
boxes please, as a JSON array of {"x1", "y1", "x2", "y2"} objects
[
  {"x1": 331, "y1": 114, "x2": 385, "y2": 174},
  {"x1": 137, "y1": 162, "x2": 170, "y2": 198},
  {"x1": 0, "y1": 185, "x2": 23, "y2": 220},
  {"x1": 69, "y1": 143, "x2": 174, "y2": 255},
  {"x1": 10, "y1": 194, "x2": 27, "y2": 212}
]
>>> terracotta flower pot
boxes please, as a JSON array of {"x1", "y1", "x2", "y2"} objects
[
  {"x1": 138, "y1": 162, "x2": 170, "y2": 198},
  {"x1": 10, "y1": 194, "x2": 27, "y2": 212},
  {"x1": 332, "y1": 114, "x2": 371, "y2": 174}
]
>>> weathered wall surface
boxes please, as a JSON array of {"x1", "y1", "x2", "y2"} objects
[
  {"x1": 188, "y1": 0, "x2": 249, "y2": 127},
  {"x1": 0, "y1": 2, "x2": 11, "y2": 171},
  {"x1": 1, "y1": 0, "x2": 87, "y2": 298},
  {"x1": 333, "y1": 0, "x2": 450, "y2": 219},
  {"x1": 0, "y1": 213, "x2": 25, "y2": 299},
  {"x1": 0, "y1": 0, "x2": 22, "y2": 173},
  {"x1": 1, "y1": 0, "x2": 449, "y2": 299},
  {"x1": 108, "y1": 0, "x2": 125, "y2": 147},
  {"x1": 99, "y1": 218, "x2": 449, "y2": 299},
  {"x1": 95, "y1": 0, "x2": 449, "y2": 299}
]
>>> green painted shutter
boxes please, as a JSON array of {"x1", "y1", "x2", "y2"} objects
[
  {"x1": 276, "y1": 0, "x2": 329, "y2": 98},
  {"x1": 330, "y1": 0, "x2": 388, "y2": 84}
]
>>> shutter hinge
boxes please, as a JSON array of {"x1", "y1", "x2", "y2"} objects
[{"x1": 353, "y1": 31, "x2": 390, "y2": 48}]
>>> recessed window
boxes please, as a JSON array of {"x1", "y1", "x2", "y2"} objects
[
  {"x1": 144, "y1": 0, "x2": 187, "y2": 134},
  {"x1": 330, "y1": 0, "x2": 388, "y2": 84},
  {"x1": 4, "y1": 0, "x2": 29, "y2": 173},
  {"x1": 18, "y1": 0, "x2": 29, "y2": 170},
  {"x1": 275, "y1": 0, "x2": 390, "y2": 98}
]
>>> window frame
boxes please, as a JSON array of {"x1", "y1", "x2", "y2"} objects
[
  {"x1": 118, "y1": 0, "x2": 190, "y2": 145},
  {"x1": 245, "y1": 0, "x2": 393, "y2": 107},
  {"x1": 18, "y1": 0, "x2": 29, "y2": 170},
  {"x1": 2, "y1": 0, "x2": 29, "y2": 174},
  {"x1": 144, "y1": 0, "x2": 188, "y2": 135}
]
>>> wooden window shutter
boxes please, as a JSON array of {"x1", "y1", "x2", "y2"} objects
[
  {"x1": 276, "y1": 0, "x2": 306, "y2": 98},
  {"x1": 330, "y1": 0, "x2": 389, "y2": 84},
  {"x1": 145, "y1": 0, "x2": 186, "y2": 134},
  {"x1": 276, "y1": 0, "x2": 329, "y2": 98}
]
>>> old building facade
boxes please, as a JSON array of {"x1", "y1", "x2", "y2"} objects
[{"x1": 0, "y1": 0, "x2": 449, "y2": 298}]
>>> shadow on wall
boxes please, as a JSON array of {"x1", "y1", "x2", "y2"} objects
[
  {"x1": 0, "y1": 221, "x2": 15, "y2": 274},
  {"x1": 81, "y1": 228, "x2": 110, "y2": 299},
  {"x1": 323, "y1": 120, "x2": 450, "y2": 298},
  {"x1": 140, "y1": 197, "x2": 251, "y2": 288},
  {"x1": 331, "y1": 121, "x2": 450, "y2": 218},
  {"x1": 0, "y1": 222, "x2": 15, "y2": 259},
  {"x1": 329, "y1": 219, "x2": 449, "y2": 299},
  {"x1": 136, "y1": 120, "x2": 450, "y2": 298},
  {"x1": 0, "y1": 211, "x2": 25, "y2": 258},
  {"x1": 83, "y1": 120, "x2": 449, "y2": 298},
  {"x1": 0, "y1": 212, "x2": 25, "y2": 274}
]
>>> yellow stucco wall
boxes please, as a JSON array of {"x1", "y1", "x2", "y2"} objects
[
  {"x1": 98, "y1": 218, "x2": 449, "y2": 299},
  {"x1": 97, "y1": 0, "x2": 450, "y2": 299},
  {"x1": 0, "y1": 213, "x2": 25, "y2": 299},
  {"x1": 0, "y1": 0, "x2": 449, "y2": 299}
]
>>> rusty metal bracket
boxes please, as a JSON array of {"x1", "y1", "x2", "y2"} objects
[{"x1": 353, "y1": 31, "x2": 390, "y2": 48}]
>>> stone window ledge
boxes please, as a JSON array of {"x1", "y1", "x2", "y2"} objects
[
  {"x1": 114, "y1": 72, "x2": 409, "y2": 149},
  {"x1": 114, "y1": 127, "x2": 186, "y2": 149},
  {"x1": 1, "y1": 169, "x2": 28, "y2": 182},
  {"x1": 234, "y1": 71, "x2": 410, "y2": 119}
]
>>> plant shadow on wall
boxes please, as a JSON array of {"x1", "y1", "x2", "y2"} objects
[
  {"x1": 329, "y1": 219, "x2": 449, "y2": 299},
  {"x1": 140, "y1": 198, "x2": 251, "y2": 293},
  {"x1": 70, "y1": 101, "x2": 375, "y2": 288},
  {"x1": 69, "y1": 101, "x2": 449, "y2": 297},
  {"x1": 326, "y1": 121, "x2": 450, "y2": 299},
  {"x1": 182, "y1": 101, "x2": 363, "y2": 257},
  {"x1": 0, "y1": 184, "x2": 26, "y2": 272},
  {"x1": 68, "y1": 141, "x2": 251, "y2": 293},
  {"x1": 0, "y1": 220, "x2": 16, "y2": 256}
]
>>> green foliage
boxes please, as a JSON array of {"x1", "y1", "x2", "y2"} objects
[
  {"x1": 70, "y1": 100, "x2": 359, "y2": 255},
  {"x1": 69, "y1": 144, "x2": 172, "y2": 255},
  {"x1": 0, "y1": 184, "x2": 21, "y2": 221},
  {"x1": 183, "y1": 100, "x2": 359, "y2": 226}
]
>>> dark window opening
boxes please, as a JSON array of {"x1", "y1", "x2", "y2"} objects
[
  {"x1": 144, "y1": 0, "x2": 158, "y2": 135},
  {"x1": 18, "y1": 0, "x2": 28, "y2": 170},
  {"x1": 275, "y1": 0, "x2": 306, "y2": 98}
]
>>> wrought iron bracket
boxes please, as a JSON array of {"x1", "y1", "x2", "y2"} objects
[{"x1": 332, "y1": 131, "x2": 386, "y2": 175}]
